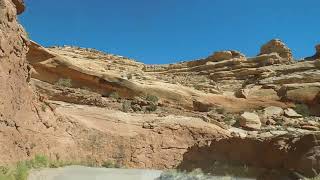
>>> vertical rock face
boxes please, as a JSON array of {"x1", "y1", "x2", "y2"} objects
[
  {"x1": 259, "y1": 39, "x2": 293, "y2": 62},
  {"x1": 0, "y1": 0, "x2": 61, "y2": 163},
  {"x1": 0, "y1": 0, "x2": 30, "y2": 127}
]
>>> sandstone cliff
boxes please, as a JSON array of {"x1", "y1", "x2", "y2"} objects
[{"x1": 2, "y1": 0, "x2": 320, "y2": 178}]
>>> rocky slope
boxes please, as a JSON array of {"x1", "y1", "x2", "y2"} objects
[
  {"x1": 0, "y1": 0, "x2": 229, "y2": 171},
  {"x1": 25, "y1": 38, "x2": 320, "y2": 177},
  {"x1": 1, "y1": 0, "x2": 320, "y2": 179}
]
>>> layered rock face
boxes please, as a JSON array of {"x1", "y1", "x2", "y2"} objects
[
  {"x1": 25, "y1": 38, "x2": 320, "y2": 177},
  {"x1": 259, "y1": 39, "x2": 293, "y2": 62},
  {"x1": 3, "y1": 0, "x2": 320, "y2": 178},
  {"x1": 0, "y1": 0, "x2": 230, "y2": 168}
]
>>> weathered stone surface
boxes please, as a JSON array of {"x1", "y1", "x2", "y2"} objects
[
  {"x1": 279, "y1": 83, "x2": 320, "y2": 104},
  {"x1": 259, "y1": 39, "x2": 293, "y2": 61},
  {"x1": 284, "y1": 108, "x2": 302, "y2": 118},
  {"x1": 207, "y1": 50, "x2": 245, "y2": 62},
  {"x1": 239, "y1": 112, "x2": 261, "y2": 130},
  {"x1": 11, "y1": 0, "x2": 25, "y2": 14},
  {"x1": 263, "y1": 106, "x2": 284, "y2": 118},
  {"x1": 179, "y1": 133, "x2": 320, "y2": 178}
]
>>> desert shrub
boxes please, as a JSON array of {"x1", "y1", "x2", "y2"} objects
[
  {"x1": 146, "y1": 103, "x2": 157, "y2": 112},
  {"x1": 157, "y1": 169, "x2": 219, "y2": 180},
  {"x1": 146, "y1": 94, "x2": 159, "y2": 103},
  {"x1": 224, "y1": 114, "x2": 236, "y2": 126},
  {"x1": 294, "y1": 104, "x2": 310, "y2": 117},
  {"x1": 101, "y1": 160, "x2": 121, "y2": 168},
  {"x1": 14, "y1": 162, "x2": 29, "y2": 180},
  {"x1": 102, "y1": 160, "x2": 115, "y2": 168},
  {"x1": 55, "y1": 78, "x2": 72, "y2": 87},
  {"x1": 109, "y1": 92, "x2": 120, "y2": 99},
  {"x1": 194, "y1": 85, "x2": 202, "y2": 90},
  {"x1": 122, "y1": 101, "x2": 132, "y2": 112}
]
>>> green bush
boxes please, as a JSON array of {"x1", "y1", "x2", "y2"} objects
[
  {"x1": 108, "y1": 92, "x2": 120, "y2": 99},
  {"x1": 294, "y1": 104, "x2": 310, "y2": 117},
  {"x1": 14, "y1": 163, "x2": 29, "y2": 180},
  {"x1": 146, "y1": 103, "x2": 157, "y2": 112},
  {"x1": 146, "y1": 94, "x2": 159, "y2": 103},
  {"x1": 55, "y1": 78, "x2": 72, "y2": 87},
  {"x1": 122, "y1": 101, "x2": 132, "y2": 112}
]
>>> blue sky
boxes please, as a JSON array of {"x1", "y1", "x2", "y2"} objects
[{"x1": 20, "y1": 0, "x2": 319, "y2": 64}]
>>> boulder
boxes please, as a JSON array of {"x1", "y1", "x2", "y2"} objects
[
  {"x1": 279, "y1": 83, "x2": 320, "y2": 104},
  {"x1": 284, "y1": 108, "x2": 303, "y2": 118},
  {"x1": 259, "y1": 39, "x2": 293, "y2": 62},
  {"x1": 239, "y1": 112, "x2": 261, "y2": 130},
  {"x1": 235, "y1": 86, "x2": 280, "y2": 101},
  {"x1": 263, "y1": 106, "x2": 284, "y2": 118}
]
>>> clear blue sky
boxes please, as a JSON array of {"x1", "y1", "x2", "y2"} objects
[{"x1": 20, "y1": 0, "x2": 319, "y2": 64}]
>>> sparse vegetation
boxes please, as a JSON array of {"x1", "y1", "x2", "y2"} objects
[
  {"x1": 145, "y1": 94, "x2": 159, "y2": 103},
  {"x1": 55, "y1": 78, "x2": 72, "y2": 87},
  {"x1": 0, "y1": 155, "x2": 50, "y2": 180},
  {"x1": 108, "y1": 92, "x2": 120, "y2": 99},
  {"x1": 101, "y1": 160, "x2": 121, "y2": 168},
  {"x1": 0, "y1": 154, "x2": 127, "y2": 180},
  {"x1": 146, "y1": 103, "x2": 157, "y2": 112},
  {"x1": 294, "y1": 104, "x2": 310, "y2": 117},
  {"x1": 122, "y1": 100, "x2": 132, "y2": 112}
]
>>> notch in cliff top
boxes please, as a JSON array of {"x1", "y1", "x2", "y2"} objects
[{"x1": 259, "y1": 39, "x2": 293, "y2": 63}]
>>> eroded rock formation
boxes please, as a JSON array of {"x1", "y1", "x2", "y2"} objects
[{"x1": 2, "y1": 0, "x2": 320, "y2": 178}]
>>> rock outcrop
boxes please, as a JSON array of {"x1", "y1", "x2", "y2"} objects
[
  {"x1": 305, "y1": 44, "x2": 320, "y2": 60},
  {"x1": 179, "y1": 133, "x2": 320, "y2": 178},
  {"x1": 239, "y1": 112, "x2": 261, "y2": 130},
  {"x1": 0, "y1": 0, "x2": 68, "y2": 164},
  {"x1": 2, "y1": 0, "x2": 320, "y2": 178},
  {"x1": 259, "y1": 39, "x2": 293, "y2": 62}
]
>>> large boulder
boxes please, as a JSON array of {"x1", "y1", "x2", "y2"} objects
[
  {"x1": 284, "y1": 108, "x2": 302, "y2": 118},
  {"x1": 239, "y1": 112, "x2": 261, "y2": 130},
  {"x1": 259, "y1": 39, "x2": 293, "y2": 62},
  {"x1": 263, "y1": 106, "x2": 284, "y2": 118},
  {"x1": 279, "y1": 83, "x2": 320, "y2": 104}
]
